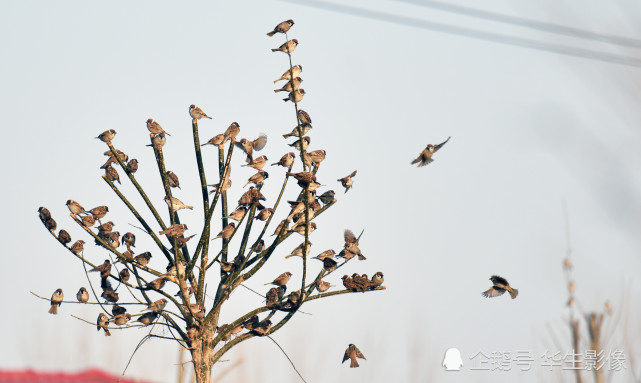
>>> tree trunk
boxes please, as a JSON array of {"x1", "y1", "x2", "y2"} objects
[
  {"x1": 191, "y1": 327, "x2": 214, "y2": 383},
  {"x1": 588, "y1": 313, "x2": 605, "y2": 383},
  {"x1": 571, "y1": 319, "x2": 584, "y2": 383}
]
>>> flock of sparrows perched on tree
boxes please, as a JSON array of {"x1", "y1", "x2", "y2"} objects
[{"x1": 36, "y1": 18, "x2": 517, "y2": 378}]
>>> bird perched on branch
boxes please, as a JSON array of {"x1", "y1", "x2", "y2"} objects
[
  {"x1": 411, "y1": 136, "x2": 451, "y2": 167},
  {"x1": 338, "y1": 171, "x2": 357, "y2": 193},
  {"x1": 371, "y1": 272, "x2": 384, "y2": 286},
  {"x1": 104, "y1": 165, "x2": 121, "y2": 184},
  {"x1": 90, "y1": 260, "x2": 112, "y2": 278},
  {"x1": 119, "y1": 268, "x2": 130, "y2": 283},
  {"x1": 167, "y1": 171, "x2": 181, "y2": 189},
  {"x1": 48, "y1": 289, "x2": 63, "y2": 314},
  {"x1": 202, "y1": 134, "x2": 225, "y2": 147},
  {"x1": 267, "y1": 19, "x2": 294, "y2": 36},
  {"x1": 189, "y1": 104, "x2": 212, "y2": 120},
  {"x1": 122, "y1": 232, "x2": 135, "y2": 248},
  {"x1": 66, "y1": 200, "x2": 86, "y2": 215},
  {"x1": 127, "y1": 158, "x2": 138, "y2": 173},
  {"x1": 57, "y1": 229, "x2": 72, "y2": 245},
  {"x1": 112, "y1": 313, "x2": 132, "y2": 326},
  {"x1": 274, "y1": 65, "x2": 302, "y2": 83},
  {"x1": 266, "y1": 272, "x2": 292, "y2": 287},
  {"x1": 76, "y1": 287, "x2": 89, "y2": 303},
  {"x1": 97, "y1": 313, "x2": 111, "y2": 336},
  {"x1": 297, "y1": 109, "x2": 311, "y2": 124},
  {"x1": 282, "y1": 123, "x2": 312, "y2": 139},
  {"x1": 482, "y1": 275, "x2": 518, "y2": 299},
  {"x1": 159, "y1": 224, "x2": 188, "y2": 238},
  {"x1": 223, "y1": 122, "x2": 241, "y2": 143},
  {"x1": 316, "y1": 280, "x2": 331, "y2": 292},
  {"x1": 70, "y1": 240, "x2": 85, "y2": 255},
  {"x1": 318, "y1": 190, "x2": 336, "y2": 205},
  {"x1": 283, "y1": 89, "x2": 305, "y2": 103},
  {"x1": 274, "y1": 77, "x2": 303, "y2": 93},
  {"x1": 272, "y1": 152, "x2": 296, "y2": 167},
  {"x1": 244, "y1": 171, "x2": 269, "y2": 187},
  {"x1": 255, "y1": 208, "x2": 274, "y2": 221},
  {"x1": 146, "y1": 119, "x2": 170, "y2": 136},
  {"x1": 137, "y1": 311, "x2": 159, "y2": 326},
  {"x1": 44, "y1": 217, "x2": 57, "y2": 231},
  {"x1": 38, "y1": 206, "x2": 51, "y2": 222},
  {"x1": 238, "y1": 187, "x2": 266, "y2": 207},
  {"x1": 223, "y1": 206, "x2": 247, "y2": 222},
  {"x1": 209, "y1": 179, "x2": 232, "y2": 194},
  {"x1": 133, "y1": 251, "x2": 152, "y2": 266},
  {"x1": 144, "y1": 299, "x2": 168, "y2": 312},
  {"x1": 89, "y1": 206, "x2": 109, "y2": 221},
  {"x1": 340, "y1": 229, "x2": 366, "y2": 260},
  {"x1": 236, "y1": 134, "x2": 268, "y2": 162},
  {"x1": 164, "y1": 196, "x2": 193, "y2": 212},
  {"x1": 286, "y1": 171, "x2": 316, "y2": 185},
  {"x1": 242, "y1": 155, "x2": 268, "y2": 171},
  {"x1": 96, "y1": 129, "x2": 116, "y2": 143},
  {"x1": 323, "y1": 258, "x2": 337, "y2": 272},
  {"x1": 285, "y1": 241, "x2": 311, "y2": 258},
  {"x1": 288, "y1": 136, "x2": 310, "y2": 151},
  {"x1": 146, "y1": 278, "x2": 166, "y2": 291},
  {"x1": 313, "y1": 249, "x2": 335, "y2": 261},
  {"x1": 101, "y1": 150, "x2": 128, "y2": 169},
  {"x1": 308, "y1": 149, "x2": 326, "y2": 165},
  {"x1": 343, "y1": 344, "x2": 366, "y2": 368},
  {"x1": 213, "y1": 223, "x2": 236, "y2": 240},
  {"x1": 272, "y1": 39, "x2": 298, "y2": 53}
]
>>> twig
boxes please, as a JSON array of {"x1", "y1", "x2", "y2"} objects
[{"x1": 267, "y1": 335, "x2": 308, "y2": 383}]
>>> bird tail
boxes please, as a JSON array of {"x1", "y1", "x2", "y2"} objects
[
  {"x1": 358, "y1": 254, "x2": 367, "y2": 260},
  {"x1": 350, "y1": 357, "x2": 359, "y2": 368},
  {"x1": 271, "y1": 48, "x2": 279, "y2": 52},
  {"x1": 419, "y1": 158, "x2": 433, "y2": 167},
  {"x1": 48, "y1": 305, "x2": 58, "y2": 315},
  {"x1": 282, "y1": 133, "x2": 293, "y2": 138},
  {"x1": 509, "y1": 288, "x2": 518, "y2": 299},
  {"x1": 186, "y1": 206, "x2": 194, "y2": 210},
  {"x1": 273, "y1": 89, "x2": 282, "y2": 93},
  {"x1": 283, "y1": 98, "x2": 289, "y2": 102},
  {"x1": 267, "y1": 31, "x2": 276, "y2": 37},
  {"x1": 273, "y1": 78, "x2": 283, "y2": 83},
  {"x1": 104, "y1": 328, "x2": 111, "y2": 336},
  {"x1": 411, "y1": 157, "x2": 420, "y2": 165},
  {"x1": 200, "y1": 143, "x2": 208, "y2": 146},
  {"x1": 284, "y1": 254, "x2": 296, "y2": 259},
  {"x1": 205, "y1": 116, "x2": 212, "y2": 119}
]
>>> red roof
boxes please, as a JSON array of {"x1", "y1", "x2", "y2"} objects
[{"x1": 0, "y1": 368, "x2": 155, "y2": 383}]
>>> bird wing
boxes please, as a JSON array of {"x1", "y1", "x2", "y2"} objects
[
  {"x1": 253, "y1": 134, "x2": 268, "y2": 151},
  {"x1": 344, "y1": 229, "x2": 356, "y2": 243},
  {"x1": 342, "y1": 349, "x2": 351, "y2": 364},
  {"x1": 355, "y1": 348, "x2": 366, "y2": 359},
  {"x1": 489, "y1": 275, "x2": 509, "y2": 286},
  {"x1": 349, "y1": 170, "x2": 357, "y2": 178},
  {"x1": 433, "y1": 136, "x2": 451, "y2": 152},
  {"x1": 482, "y1": 286, "x2": 506, "y2": 298}
]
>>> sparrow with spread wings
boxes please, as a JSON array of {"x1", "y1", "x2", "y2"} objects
[{"x1": 411, "y1": 136, "x2": 451, "y2": 167}]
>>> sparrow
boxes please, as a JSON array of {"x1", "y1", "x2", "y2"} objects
[
  {"x1": 164, "y1": 196, "x2": 193, "y2": 212},
  {"x1": 90, "y1": 260, "x2": 112, "y2": 278},
  {"x1": 265, "y1": 272, "x2": 292, "y2": 287},
  {"x1": 80, "y1": 215, "x2": 95, "y2": 227},
  {"x1": 253, "y1": 239, "x2": 266, "y2": 253},
  {"x1": 96, "y1": 129, "x2": 117, "y2": 143},
  {"x1": 176, "y1": 234, "x2": 197, "y2": 249},
  {"x1": 76, "y1": 287, "x2": 89, "y2": 303},
  {"x1": 216, "y1": 325, "x2": 232, "y2": 342},
  {"x1": 89, "y1": 206, "x2": 109, "y2": 220},
  {"x1": 134, "y1": 251, "x2": 152, "y2": 266},
  {"x1": 323, "y1": 258, "x2": 337, "y2": 272},
  {"x1": 174, "y1": 286, "x2": 196, "y2": 298},
  {"x1": 107, "y1": 231, "x2": 120, "y2": 248},
  {"x1": 223, "y1": 206, "x2": 247, "y2": 221},
  {"x1": 245, "y1": 171, "x2": 269, "y2": 187},
  {"x1": 343, "y1": 344, "x2": 366, "y2": 368},
  {"x1": 338, "y1": 170, "x2": 357, "y2": 193},
  {"x1": 318, "y1": 190, "x2": 336, "y2": 205},
  {"x1": 282, "y1": 123, "x2": 312, "y2": 139},
  {"x1": 285, "y1": 241, "x2": 311, "y2": 258},
  {"x1": 208, "y1": 179, "x2": 232, "y2": 194},
  {"x1": 255, "y1": 208, "x2": 274, "y2": 221},
  {"x1": 242, "y1": 155, "x2": 268, "y2": 171},
  {"x1": 482, "y1": 275, "x2": 518, "y2": 299},
  {"x1": 371, "y1": 272, "x2": 384, "y2": 286},
  {"x1": 183, "y1": 304, "x2": 206, "y2": 320},
  {"x1": 146, "y1": 277, "x2": 166, "y2": 291},
  {"x1": 342, "y1": 275, "x2": 360, "y2": 291},
  {"x1": 97, "y1": 221, "x2": 115, "y2": 234},
  {"x1": 272, "y1": 219, "x2": 289, "y2": 236},
  {"x1": 167, "y1": 171, "x2": 181, "y2": 189},
  {"x1": 120, "y1": 249, "x2": 134, "y2": 262},
  {"x1": 137, "y1": 311, "x2": 159, "y2": 326},
  {"x1": 286, "y1": 171, "x2": 316, "y2": 185},
  {"x1": 201, "y1": 134, "x2": 225, "y2": 147},
  {"x1": 235, "y1": 134, "x2": 268, "y2": 161},
  {"x1": 112, "y1": 305, "x2": 127, "y2": 316},
  {"x1": 289, "y1": 222, "x2": 317, "y2": 236},
  {"x1": 274, "y1": 64, "x2": 302, "y2": 83},
  {"x1": 57, "y1": 229, "x2": 72, "y2": 245},
  {"x1": 352, "y1": 273, "x2": 376, "y2": 291},
  {"x1": 288, "y1": 136, "x2": 310, "y2": 151},
  {"x1": 189, "y1": 104, "x2": 212, "y2": 120},
  {"x1": 316, "y1": 280, "x2": 331, "y2": 292},
  {"x1": 223, "y1": 122, "x2": 241, "y2": 143},
  {"x1": 266, "y1": 286, "x2": 287, "y2": 307},
  {"x1": 159, "y1": 224, "x2": 188, "y2": 237},
  {"x1": 411, "y1": 136, "x2": 451, "y2": 167},
  {"x1": 144, "y1": 298, "x2": 168, "y2": 312},
  {"x1": 267, "y1": 19, "x2": 294, "y2": 36},
  {"x1": 101, "y1": 287, "x2": 119, "y2": 303},
  {"x1": 97, "y1": 313, "x2": 111, "y2": 336},
  {"x1": 213, "y1": 223, "x2": 236, "y2": 240},
  {"x1": 66, "y1": 200, "x2": 86, "y2": 215},
  {"x1": 301, "y1": 151, "x2": 313, "y2": 168},
  {"x1": 308, "y1": 149, "x2": 326, "y2": 165},
  {"x1": 70, "y1": 240, "x2": 85, "y2": 254},
  {"x1": 101, "y1": 153, "x2": 128, "y2": 169},
  {"x1": 38, "y1": 206, "x2": 52, "y2": 221},
  {"x1": 283, "y1": 89, "x2": 305, "y2": 103},
  {"x1": 164, "y1": 261, "x2": 187, "y2": 277},
  {"x1": 272, "y1": 152, "x2": 296, "y2": 167},
  {"x1": 242, "y1": 315, "x2": 260, "y2": 330},
  {"x1": 44, "y1": 217, "x2": 57, "y2": 231},
  {"x1": 219, "y1": 260, "x2": 235, "y2": 273},
  {"x1": 274, "y1": 77, "x2": 302, "y2": 93},
  {"x1": 286, "y1": 200, "x2": 306, "y2": 221},
  {"x1": 147, "y1": 132, "x2": 167, "y2": 149},
  {"x1": 284, "y1": 289, "x2": 304, "y2": 308},
  {"x1": 112, "y1": 313, "x2": 132, "y2": 326},
  {"x1": 313, "y1": 249, "x2": 335, "y2": 261},
  {"x1": 126, "y1": 159, "x2": 138, "y2": 173},
  {"x1": 272, "y1": 39, "x2": 298, "y2": 53},
  {"x1": 122, "y1": 232, "x2": 136, "y2": 248},
  {"x1": 146, "y1": 118, "x2": 170, "y2": 136},
  {"x1": 48, "y1": 289, "x2": 63, "y2": 314},
  {"x1": 119, "y1": 268, "x2": 130, "y2": 283},
  {"x1": 252, "y1": 319, "x2": 272, "y2": 336},
  {"x1": 238, "y1": 187, "x2": 266, "y2": 206}
]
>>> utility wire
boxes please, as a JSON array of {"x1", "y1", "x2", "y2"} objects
[{"x1": 281, "y1": 0, "x2": 641, "y2": 68}]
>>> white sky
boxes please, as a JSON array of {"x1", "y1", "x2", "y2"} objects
[{"x1": 1, "y1": 1, "x2": 640, "y2": 382}]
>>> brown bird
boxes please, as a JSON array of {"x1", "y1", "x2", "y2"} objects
[
  {"x1": 342, "y1": 229, "x2": 365, "y2": 260},
  {"x1": 97, "y1": 313, "x2": 111, "y2": 336},
  {"x1": 120, "y1": 249, "x2": 134, "y2": 262},
  {"x1": 189, "y1": 104, "x2": 212, "y2": 120},
  {"x1": 107, "y1": 231, "x2": 120, "y2": 248},
  {"x1": 286, "y1": 171, "x2": 316, "y2": 185},
  {"x1": 282, "y1": 123, "x2": 312, "y2": 139},
  {"x1": 213, "y1": 223, "x2": 236, "y2": 240},
  {"x1": 238, "y1": 187, "x2": 266, "y2": 206},
  {"x1": 274, "y1": 77, "x2": 302, "y2": 93},
  {"x1": 272, "y1": 152, "x2": 296, "y2": 167},
  {"x1": 146, "y1": 278, "x2": 166, "y2": 291},
  {"x1": 253, "y1": 239, "x2": 266, "y2": 253},
  {"x1": 48, "y1": 289, "x2": 63, "y2": 314},
  {"x1": 274, "y1": 64, "x2": 302, "y2": 83},
  {"x1": 283, "y1": 89, "x2": 305, "y2": 103},
  {"x1": 242, "y1": 155, "x2": 268, "y2": 171},
  {"x1": 482, "y1": 275, "x2": 518, "y2": 299},
  {"x1": 272, "y1": 219, "x2": 289, "y2": 236},
  {"x1": 146, "y1": 118, "x2": 170, "y2": 136},
  {"x1": 66, "y1": 200, "x2": 86, "y2": 215},
  {"x1": 242, "y1": 315, "x2": 260, "y2": 330},
  {"x1": 223, "y1": 122, "x2": 241, "y2": 143},
  {"x1": 112, "y1": 313, "x2": 132, "y2": 326},
  {"x1": 137, "y1": 311, "x2": 159, "y2": 326},
  {"x1": 101, "y1": 287, "x2": 119, "y2": 303},
  {"x1": 122, "y1": 232, "x2": 135, "y2": 248},
  {"x1": 76, "y1": 287, "x2": 89, "y2": 303},
  {"x1": 208, "y1": 179, "x2": 232, "y2": 194},
  {"x1": 44, "y1": 217, "x2": 57, "y2": 232},
  {"x1": 134, "y1": 251, "x2": 152, "y2": 266},
  {"x1": 96, "y1": 129, "x2": 116, "y2": 143},
  {"x1": 352, "y1": 273, "x2": 377, "y2": 291},
  {"x1": 308, "y1": 149, "x2": 327, "y2": 165},
  {"x1": 371, "y1": 272, "x2": 384, "y2": 286},
  {"x1": 342, "y1": 275, "x2": 359, "y2": 291},
  {"x1": 255, "y1": 208, "x2": 274, "y2": 221},
  {"x1": 245, "y1": 171, "x2": 269, "y2": 187},
  {"x1": 101, "y1": 149, "x2": 128, "y2": 168},
  {"x1": 313, "y1": 249, "x2": 335, "y2": 261},
  {"x1": 159, "y1": 224, "x2": 188, "y2": 237},
  {"x1": 411, "y1": 136, "x2": 451, "y2": 167},
  {"x1": 145, "y1": 132, "x2": 166, "y2": 149},
  {"x1": 201, "y1": 134, "x2": 225, "y2": 147},
  {"x1": 289, "y1": 222, "x2": 317, "y2": 236},
  {"x1": 252, "y1": 319, "x2": 272, "y2": 336},
  {"x1": 235, "y1": 134, "x2": 268, "y2": 161},
  {"x1": 338, "y1": 170, "x2": 357, "y2": 193},
  {"x1": 167, "y1": 171, "x2": 181, "y2": 189},
  {"x1": 272, "y1": 39, "x2": 298, "y2": 53},
  {"x1": 288, "y1": 135, "x2": 310, "y2": 151},
  {"x1": 112, "y1": 305, "x2": 127, "y2": 316},
  {"x1": 316, "y1": 280, "x2": 331, "y2": 292},
  {"x1": 301, "y1": 151, "x2": 313, "y2": 169},
  {"x1": 38, "y1": 206, "x2": 52, "y2": 221},
  {"x1": 164, "y1": 196, "x2": 193, "y2": 212},
  {"x1": 223, "y1": 206, "x2": 247, "y2": 221},
  {"x1": 80, "y1": 215, "x2": 95, "y2": 227},
  {"x1": 126, "y1": 158, "x2": 138, "y2": 173},
  {"x1": 57, "y1": 229, "x2": 72, "y2": 245},
  {"x1": 97, "y1": 221, "x2": 115, "y2": 234},
  {"x1": 90, "y1": 260, "x2": 112, "y2": 278},
  {"x1": 176, "y1": 234, "x2": 197, "y2": 249},
  {"x1": 318, "y1": 190, "x2": 336, "y2": 205},
  {"x1": 285, "y1": 241, "x2": 311, "y2": 258},
  {"x1": 89, "y1": 206, "x2": 109, "y2": 220},
  {"x1": 323, "y1": 258, "x2": 337, "y2": 272},
  {"x1": 104, "y1": 165, "x2": 121, "y2": 184},
  {"x1": 298, "y1": 110, "x2": 312, "y2": 125},
  {"x1": 267, "y1": 19, "x2": 294, "y2": 36},
  {"x1": 343, "y1": 344, "x2": 366, "y2": 368},
  {"x1": 144, "y1": 298, "x2": 168, "y2": 312},
  {"x1": 119, "y1": 268, "x2": 130, "y2": 283},
  {"x1": 265, "y1": 272, "x2": 292, "y2": 287},
  {"x1": 70, "y1": 240, "x2": 85, "y2": 254}
]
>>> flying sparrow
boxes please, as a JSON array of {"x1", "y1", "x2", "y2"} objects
[
  {"x1": 482, "y1": 275, "x2": 518, "y2": 299},
  {"x1": 96, "y1": 129, "x2": 116, "y2": 143},
  {"x1": 48, "y1": 288, "x2": 63, "y2": 314},
  {"x1": 164, "y1": 196, "x2": 193, "y2": 212},
  {"x1": 97, "y1": 313, "x2": 111, "y2": 336},
  {"x1": 242, "y1": 155, "x2": 268, "y2": 171},
  {"x1": 235, "y1": 134, "x2": 268, "y2": 161},
  {"x1": 189, "y1": 104, "x2": 212, "y2": 120},
  {"x1": 287, "y1": 136, "x2": 310, "y2": 151},
  {"x1": 134, "y1": 251, "x2": 152, "y2": 266},
  {"x1": 122, "y1": 232, "x2": 136, "y2": 248},
  {"x1": 167, "y1": 171, "x2": 181, "y2": 189},
  {"x1": 313, "y1": 249, "x2": 335, "y2": 261},
  {"x1": 159, "y1": 224, "x2": 188, "y2": 237},
  {"x1": 70, "y1": 240, "x2": 85, "y2": 254},
  {"x1": 271, "y1": 39, "x2": 298, "y2": 53},
  {"x1": 76, "y1": 287, "x2": 89, "y2": 303},
  {"x1": 89, "y1": 205, "x2": 109, "y2": 220},
  {"x1": 283, "y1": 89, "x2": 305, "y2": 103},
  {"x1": 144, "y1": 298, "x2": 168, "y2": 312},
  {"x1": 255, "y1": 208, "x2": 274, "y2": 221},
  {"x1": 274, "y1": 77, "x2": 302, "y2": 93},
  {"x1": 343, "y1": 344, "x2": 366, "y2": 368},
  {"x1": 338, "y1": 170, "x2": 357, "y2": 193},
  {"x1": 267, "y1": 19, "x2": 294, "y2": 36},
  {"x1": 213, "y1": 223, "x2": 236, "y2": 240},
  {"x1": 282, "y1": 123, "x2": 312, "y2": 139},
  {"x1": 57, "y1": 229, "x2": 72, "y2": 246},
  {"x1": 411, "y1": 136, "x2": 451, "y2": 167},
  {"x1": 274, "y1": 64, "x2": 302, "y2": 83},
  {"x1": 90, "y1": 260, "x2": 112, "y2": 278},
  {"x1": 66, "y1": 200, "x2": 86, "y2": 215},
  {"x1": 119, "y1": 268, "x2": 130, "y2": 283},
  {"x1": 201, "y1": 134, "x2": 225, "y2": 147},
  {"x1": 126, "y1": 159, "x2": 138, "y2": 174},
  {"x1": 265, "y1": 272, "x2": 292, "y2": 287},
  {"x1": 272, "y1": 152, "x2": 296, "y2": 167},
  {"x1": 137, "y1": 311, "x2": 159, "y2": 326},
  {"x1": 223, "y1": 206, "x2": 247, "y2": 221},
  {"x1": 146, "y1": 118, "x2": 170, "y2": 136}
]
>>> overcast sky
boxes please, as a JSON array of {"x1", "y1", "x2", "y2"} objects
[{"x1": 1, "y1": 1, "x2": 641, "y2": 382}]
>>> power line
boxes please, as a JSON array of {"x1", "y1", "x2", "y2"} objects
[
  {"x1": 398, "y1": 0, "x2": 641, "y2": 48},
  {"x1": 280, "y1": 0, "x2": 641, "y2": 68}
]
